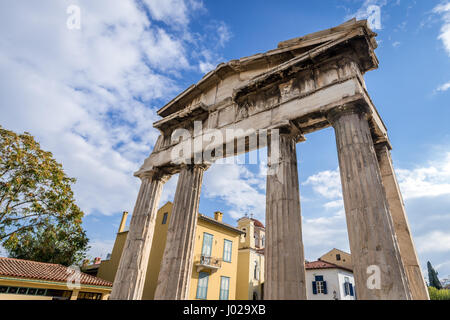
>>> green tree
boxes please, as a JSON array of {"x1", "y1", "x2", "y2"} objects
[
  {"x1": 427, "y1": 261, "x2": 443, "y2": 289},
  {"x1": 0, "y1": 126, "x2": 89, "y2": 266}
]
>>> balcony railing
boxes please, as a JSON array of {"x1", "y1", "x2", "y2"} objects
[{"x1": 195, "y1": 255, "x2": 222, "y2": 273}]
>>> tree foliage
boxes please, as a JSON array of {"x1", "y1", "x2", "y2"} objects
[
  {"x1": 427, "y1": 261, "x2": 443, "y2": 289},
  {"x1": 0, "y1": 126, "x2": 89, "y2": 266}
]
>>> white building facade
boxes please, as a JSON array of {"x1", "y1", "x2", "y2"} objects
[{"x1": 305, "y1": 261, "x2": 356, "y2": 300}]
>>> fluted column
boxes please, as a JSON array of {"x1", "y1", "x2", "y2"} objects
[
  {"x1": 375, "y1": 142, "x2": 429, "y2": 300},
  {"x1": 154, "y1": 164, "x2": 207, "y2": 300},
  {"x1": 110, "y1": 170, "x2": 169, "y2": 300},
  {"x1": 265, "y1": 127, "x2": 307, "y2": 300},
  {"x1": 329, "y1": 105, "x2": 412, "y2": 300}
]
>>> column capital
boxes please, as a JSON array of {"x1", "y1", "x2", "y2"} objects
[
  {"x1": 374, "y1": 140, "x2": 393, "y2": 152},
  {"x1": 268, "y1": 120, "x2": 306, "y2": 143},
  {"x1": 180, "y1": 163, "x2": 211, "y2": 172},
  {"x1": 136, "y1": 167, "x2": 171, "y2": 183},
  {"x1": 326, "y1": 103, "x2": 370, "y2": 125}
]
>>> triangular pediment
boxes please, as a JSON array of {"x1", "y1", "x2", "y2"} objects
[{"x1": 157, "y1": 19, "x2": 377, "y2": 119}]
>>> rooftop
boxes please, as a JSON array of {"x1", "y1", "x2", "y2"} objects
[
  {"x1": 0, "y1": 257, "x2": 113, "y2": 288},
  {"x1": 199, "y1": 214, "x2": 245, "y2": 235},
  {"x1": 251, "y1": 218, "x2": 265, "y2": 229},
  {"x1": 305, "y1": 260, "x2": 353, "y2": 273}
]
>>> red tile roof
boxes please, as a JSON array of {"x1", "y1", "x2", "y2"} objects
[
  {"x1": 0, "y1": 257, "x2": 112, "y2": 287},
  {"x1": 251, "y1": 218, "x2": 265, "y2": 229},
  {"x1": 305, "y1": 260, "x2": 352, "y2": 272}
]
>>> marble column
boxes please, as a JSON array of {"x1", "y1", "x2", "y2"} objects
[
  {"x1": 375, "y1": 142, "x2": 429, "y2": 300},
  {"x1": 110, "y1": 170, "x2": 169, "y2": 300},
  {"x1": 329, "y1": 105, "x2": 412, "y2": 300},
  {"x1": 154, "y1": 164, "x2": 207, "y2": 300},
  {"x1": 265, "y1": 127, "x2": 307, "y2": 300}
]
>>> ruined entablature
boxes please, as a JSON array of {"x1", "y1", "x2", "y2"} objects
[{"x1": 138, "y1": 19, "x2": 385, "y2": 176}]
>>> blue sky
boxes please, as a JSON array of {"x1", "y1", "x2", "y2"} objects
[{"x1": 0, "y1": 1, "x2": 449, "y2": 283}]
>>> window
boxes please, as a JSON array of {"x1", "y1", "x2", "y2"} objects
[
  {"x1": 223, "y1": 240, "x2": 232, "y2": 263},
  {"x1": 219, "y1": 276, "x2": 230, "y2": 300},
  {"x1": 316, "y1": 281, "x2": 324, "y2": 293},
  {"x1": 46, "y1": 289, "x2": 72, "y2": 300},
  {"x1": 255, "y1": 234, "x2": 259, "y2": 247},
  {"x1": 336, "y1": 254, "x2": 341, "y2": 261},
  {"x1": 254, "y1": 260, "x2": 260, "y2": 280},
  {"x1": 312, "y1": 275, "x2": 328, "y2": 295},
  {"x1": 196, "y1": 272, "x2": 209, "y2": 299},
  {"x1": 77, "y1": 292, "x2": 102, "y2": 300},
  {"x1": 162, "y1": 212, "x2": 168, "y2": 225},
  {"x1": 18, "y1": 287, "x2": 27, "y2": 294},
  {"x1": 261, "y1": 236, "x2": 265, "y2": 247},
  {"x1": 0, "y1": 286, "x2": 71, "y2": 299},
  {"x1": 240, "y1": 228, "x2": 246, "y2": 243},
  {"x1": 27, "y1": 288, "x2": 37, "y2": 295},
  {"x1": 7, "y1": 287, "x2": 18, "y2": 294},
  {"x1": 344, "y1": 277, "x2": 354, "y2": 296},
  {"x1": 201, "y1": 233, "x2": 213, "y2": 257},
  {"x1": 36, "y1": 288, "x2": 46, "y2": 295}
]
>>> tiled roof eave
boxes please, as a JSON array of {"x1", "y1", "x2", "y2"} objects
[
  {"x1": 0, "y1": 275, "x2": 112, "y2": 289},
  {"x1": 0, "y1": 257, "x2": 113, "y2": 288}
]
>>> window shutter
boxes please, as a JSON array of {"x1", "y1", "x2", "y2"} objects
[
  {"x1": 323, "y1": 281, "x2": 328, "y2": 294},
  {"x1": 312, "y1": 281, "x2": 317, "y2": 295},
  {"x1": 349, "y1": 284, "x2": 354, "y2": 296}
]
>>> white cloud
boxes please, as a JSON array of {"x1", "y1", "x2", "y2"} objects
[
  {"x1": 87, "y1": 239, "x2": 116, "y2": 260},
  {"x1": 0, "y1": 245, "x2": 6, "y2": 257},
  {"x1": 301, "y1": 151, "x2": 450, "y2": 270},
  {"x1": 203, "y1": 163, "x2": 266, "y2": 222},
  {"x1": 302, "y1": 209, "x2": 350, "y2": 257},
  {"x1": 0, "y1": 1, "x2": 229, "y2": 218},
  {"x1": 303, "y1": 152, "x2": 450, "y2": 202},
  {"x1": 433, "y1": 1, "x2": 450, "y2": 56},
  {"x1": 348, "y1": 0, "x2": 387, "y2": 30},
  {"x1": 143, "y1": 0, "x2": 190, "y2": 26},
  {"x1": 160, "y1": 174, "x2": 179, "y2": 204},
  {"x1": 436, "y1": 81, "x2": 450, "y2": 92},
  {"x1": 415, "y1": 231, "x2": 450, "y2": 254},
  {"x1": 199, "y1": 61, "x2": 215, "y2": 74},
  {"x1": 303, "y1": 169, "x2": 342, "y2": 200},
  {"x1": 301, "y1": 169, "x2": 348, "y2": 258},
  {"x1": 323, "y1": 199, "x2": 344, "y2": 210},
  {"x1": 217, "y1": 22, "x2": 232, "y2": 47},
  {"x1": 397, "y1": 153, "x2": 450, "y2": 199}
]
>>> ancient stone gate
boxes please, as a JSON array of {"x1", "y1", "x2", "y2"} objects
[{"x1": 110, "y1": 19, "x2": 429, "y2": 300}]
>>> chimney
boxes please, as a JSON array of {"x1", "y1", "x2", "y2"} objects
[
  {"x1": 214, "y1": 211, "x2": 223, "y2": 222},
  {"x1": 93, "y1": 257, "x2": 101, "y2": 265},
  {"x1": 82, "y1": 259, "x2": 90, "y2": 267},
  {"x1": 118, "y1": 211, "x2": 128, "y2": 233}
]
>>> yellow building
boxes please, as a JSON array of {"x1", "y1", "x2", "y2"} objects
[
  {"x1": 98, "y1": 202, "x2": 244, "y2": 300},
  {"x1": 235, "y1": 216, "x2": 265, "y2": 300},
  {"x1": 0, "y1": 257, "x2": 112, "y2": 300},
  {"x1": 318, "y1": 248, "x2": 353, "y2": 271}
]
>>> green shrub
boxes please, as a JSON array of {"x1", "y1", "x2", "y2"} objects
[{"x1": 428, "y1": 287, "x2": 450, "y2": 300}]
